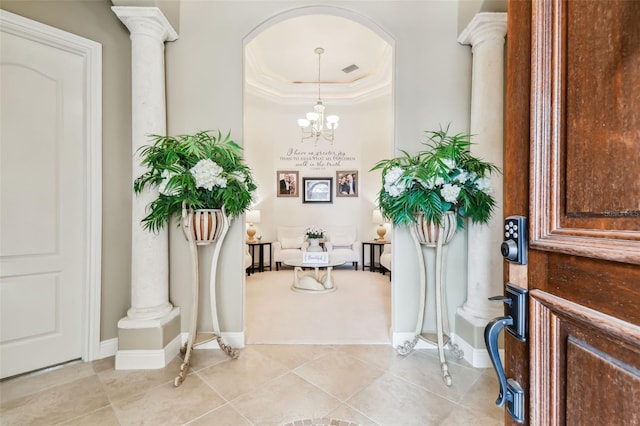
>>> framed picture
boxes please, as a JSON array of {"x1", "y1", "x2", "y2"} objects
[
  {"x1": 303, "y1": 177, "x2": 333, "y2": 203},
  {"x1": 276, "y1": 171, "x2": 299, "y2": 197},
  {"x1": 336, "y1": 171, "x2": 358, "y2": 197}
]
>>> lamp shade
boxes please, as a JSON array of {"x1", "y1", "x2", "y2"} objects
[
  {"x1": 372, "y1": 209, "x2": 384, "y2": 224},
  {"x1": 246, "y1": 210, "x2": 261, "y2": 224}
]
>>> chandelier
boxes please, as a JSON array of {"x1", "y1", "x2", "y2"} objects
[{"x1": 297, "y1": 47, "x2": 340, "y2": 144}]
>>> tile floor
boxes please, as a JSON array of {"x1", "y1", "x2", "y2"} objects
[{"x1": 0, "y1": 345, "x2": 503, "y2": 425}]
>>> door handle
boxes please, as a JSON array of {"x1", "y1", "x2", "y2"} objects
[
  {"x1": 484, "y1": 315, "x2": 513, "y2": 407},
  {"x1": 484, "y1": 283, "x2": 527, "y2": 423}
]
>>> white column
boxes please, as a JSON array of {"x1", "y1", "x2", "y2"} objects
[
  {"x1": 113, "y1": 7, "x2": 178, "y2": 321},
  {"x1": 455, "y1": 13, "x2": 507, "y2": 366}
]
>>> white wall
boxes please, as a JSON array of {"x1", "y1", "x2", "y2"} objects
[
  {"x1": 245, "y1": 92, "x2": 393, "y2": 244},
  {"x1": 166, "y1": 1, "x2": 472, "y2": 340}
]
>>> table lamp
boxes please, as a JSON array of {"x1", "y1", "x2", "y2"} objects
[
  {"x1": 246, "y1": 210, "x2": 261, "y2": 243},
  {"x1": 372, "y1": 209, "x2": 387, "y2": 242}
]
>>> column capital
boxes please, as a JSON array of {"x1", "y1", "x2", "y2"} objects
[
  {"x1": 458, "y1": 12, "x2": 507, "y2": 48},
  {"x1": 112, "y1": 6, "x2": 178, "y2": 42}
]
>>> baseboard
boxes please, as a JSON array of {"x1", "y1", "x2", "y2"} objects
[
  {"x1": 451, "y1": 333, "x2": 503, "y2": 368},
  {"x1": 180, "y1": 331, "x2": 245, "y2": 349},
  {"x1": 96, "y1": 331, "x2": 245, "y2": 367},
  {"x1": 115, "y1": 334, "x2": 181, "y2": 370},
  {"x1": 98, "y1": 337, "x2": 118, "y2": 360}
]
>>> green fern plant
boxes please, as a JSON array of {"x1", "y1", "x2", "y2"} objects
[
  {"x1": 370, "y1": 125, "x2": 500, "y2": 229},
  {"x1": 134, "y1": 130, "x2": 256, "y2": 232}
]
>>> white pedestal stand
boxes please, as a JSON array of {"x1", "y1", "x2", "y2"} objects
[
  {"x1": 174, "y1": 208, "x2": 239, "y2": 387},
  {"x1": 396, "y1": 212, "x2": 464, "y2": 386}
]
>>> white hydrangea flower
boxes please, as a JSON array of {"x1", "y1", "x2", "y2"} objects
[
  {"x1": 190, "y1": 159, "x2": 227, "y2": 191},
  {"x1": 230, "y1": 170, "x2": 244, "y2": 182},
  {"x1": 230, "y1": 170, "x2": 248, "y2": 189},
  {"x1": 441, "y1": 183, "x2": 461, "y2": 203},
  {"x1": 434, "y1": 176, "x2": 445, "y2": 187},
  {"x1": 385, "y1": 182, "x2": 407, "y2": 197},
  {"x1": 441, "y1": 159, "x2": 456, "y2": 170},
  {"x1": 158, "y1": 170, "x2": 179, "y2": 196},
  {"x1": 476, "y1": 177, "x2": 492, "y2": 193},
  {"x1": 454, "y1": 169, "x2": 470, "y2": 184},
  {"x1": 384, "y1": 166, "x2": 405, "y2": 185}
]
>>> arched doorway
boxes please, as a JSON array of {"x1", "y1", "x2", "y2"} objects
[{"x1": 242, "y1": 7, "x2": 395, "y2": 344}]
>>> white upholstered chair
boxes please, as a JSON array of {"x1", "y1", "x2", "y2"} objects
[
  {"x1": 273, "y1": 226, "x2": 309, "y2": 270},
  {"x1": 245, "y1": 245, "x2": 252, "y2": 275},
  {"x1": 379, "y1": 243, "x2": 392, "y2": 278},
  {"x1": 324, "y1": 225, "x2": 359, "y2": 270}
]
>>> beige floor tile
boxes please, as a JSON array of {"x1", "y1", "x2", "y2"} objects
[
  {"x1": 97, "y1": 357, "x2": 183, "y2": 402},
  {"x1": 0, "y1": 343, "x2": 500, "y2": 426},
  {"x1": 196, "y1": 346, "x2": 288, "y2": 401},
  {"x1": 0, "y1": 375, "x2": 109, "y2": 426},
  {"x1": 92, "y1": 356, "x2": 116, "y2": 374},
  {"x1": 187, "y1": 348, "x2": 235, "y2": 372},
  {"x1": 327, "y1": 403, "x2": 381, "y2": 425},
  {"x1": 389, "y1": 350, "x2": 483, "y2": 402},
  {"x1": 250, "y1": 344, "x2": 338, "y2": 370},
  {"x1": 294, "y1": 351, "x2": 385, "y2": 401},
  {"x1": 347, "y1": 373, "x2": 457, "y2": 426},
  {"x1": 111, "y1": 373, "x2": 225, "y2": 425},
  {"x1": 438, "y1": 405, "x2": 503, "y2": 426},
  {"x1": 457, "y1": 370, "x2": 504, "y2": 421},
  {"x1": 334, "y1": 344, "x2": 407, "y2": 370},
  {"x1": 0, "y1": 360, "x2": 95, "y2": 404},
  {"x1": 231, "y1": 372, "x2": 341, "y2": 425},
  {"x1": 59, "y1": 406, "x2": 121, "y2": 425},
  {"x1": 186, "y1": 403, "x2": 252, "y2": 425}
]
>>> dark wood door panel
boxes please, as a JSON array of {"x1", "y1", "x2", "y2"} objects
[
  {"x1": 530, "y1": 0, "x2": 640, "y2": 264},
  {"x1": 565, "y1": 0, "x2": 640, "y2": 218},
  {"x1": 507, "y1": 0, "x2": 640, "y2": 424},
  {"x1": 531, "y1": 290, "x2": 640, "y2": 426},
  {"x1": 537, "y1": 252, "x2": 640, "y2": 325},
  {"x1": 567, "y1": 337, "x2": 640, "y2": 425}
]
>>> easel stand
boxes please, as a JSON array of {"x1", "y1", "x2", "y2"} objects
[
  {"x1": 174, "y1": 208, "x2": 239, "y2": 387},
  {"x1": 396, "y1": 213, "x2": 464, "y2": 386}
]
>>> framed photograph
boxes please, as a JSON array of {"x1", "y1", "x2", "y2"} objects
[
  {"x1": 336, "y1": 171, "x2": 358, "y2": 197},
  {"x1": 303, "y1": 177, "x2": 333, "y2": 203},
  {"x1": 276, "y1": 171, "x2": 299, "y2": 197}
]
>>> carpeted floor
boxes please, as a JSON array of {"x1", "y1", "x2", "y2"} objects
[{"x1": 245, "y1": 267, "x2": 391, "y2": 344}]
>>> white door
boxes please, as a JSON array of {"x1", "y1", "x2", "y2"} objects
[{"x1": 0, "y1": 14, "x2": 93, "y2": 378}]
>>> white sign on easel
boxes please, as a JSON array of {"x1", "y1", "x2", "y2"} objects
[{"x1": 303, "y1": 252, "x2": 329, "y2": 264}]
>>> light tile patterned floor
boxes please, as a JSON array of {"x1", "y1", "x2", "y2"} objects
[{"x1": 0, "y1": 345, "x2": 504, "y2": 425}]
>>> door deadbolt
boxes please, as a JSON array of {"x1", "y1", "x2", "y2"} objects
[{"x1": 501, "y1": 216, "x2": 527, "y2": 265}]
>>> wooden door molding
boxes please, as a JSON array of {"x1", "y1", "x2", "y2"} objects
[
  {"x1": 530, "y1": 289, "x2": 640, "y2": 425},
  {"x1": 530, "y1": 0, "x2": 640, "y2": 265}
]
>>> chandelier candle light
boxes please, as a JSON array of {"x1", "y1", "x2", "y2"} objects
[{"x1": 297, "y1": 47, "x2": 340, "y2": 144}]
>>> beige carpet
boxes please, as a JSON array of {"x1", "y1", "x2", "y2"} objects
[{"x1": 245, "y1": 267, "x2": 391, "y2": 344}]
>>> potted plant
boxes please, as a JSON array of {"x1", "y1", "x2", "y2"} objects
[
  {"x1": 134, "y1": 130, "x2": 257, "y2": 233},
  {"x1": 370, "y1": 125, "x2": 500, "y2": 236},
  {"x1": 305, "y1": 226, "x2": 325, "y2": 252}
]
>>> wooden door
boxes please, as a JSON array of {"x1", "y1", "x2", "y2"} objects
[{"x1": 504, "y1": 0, "x2": 640, "y2": 424}]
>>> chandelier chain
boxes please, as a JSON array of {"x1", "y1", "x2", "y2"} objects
[{"x1": 297, "y1": 47, "x2": 339, "y2": 144}]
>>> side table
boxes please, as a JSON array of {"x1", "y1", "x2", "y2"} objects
[
  {"x1": 361, "y1": 241, "x2": 387, "y2": 272},
  {"x1": 247, "y1": 241, "x2": 272, "y2": 273}
]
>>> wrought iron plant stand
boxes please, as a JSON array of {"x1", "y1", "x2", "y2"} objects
[
  {"x1": 174, "y1": 207, "x2": 239, "y2": 387},
  {"x1": 396, "y1": 212, "x2": 464, "y2": 386}
]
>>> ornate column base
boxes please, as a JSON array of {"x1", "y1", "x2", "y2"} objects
[
  {"x1": 454, "y1": 306, "x2": 503, "y2": 368},
  {"x1": 115, "y1": 307, "x2": 181, "y2": 370}
]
